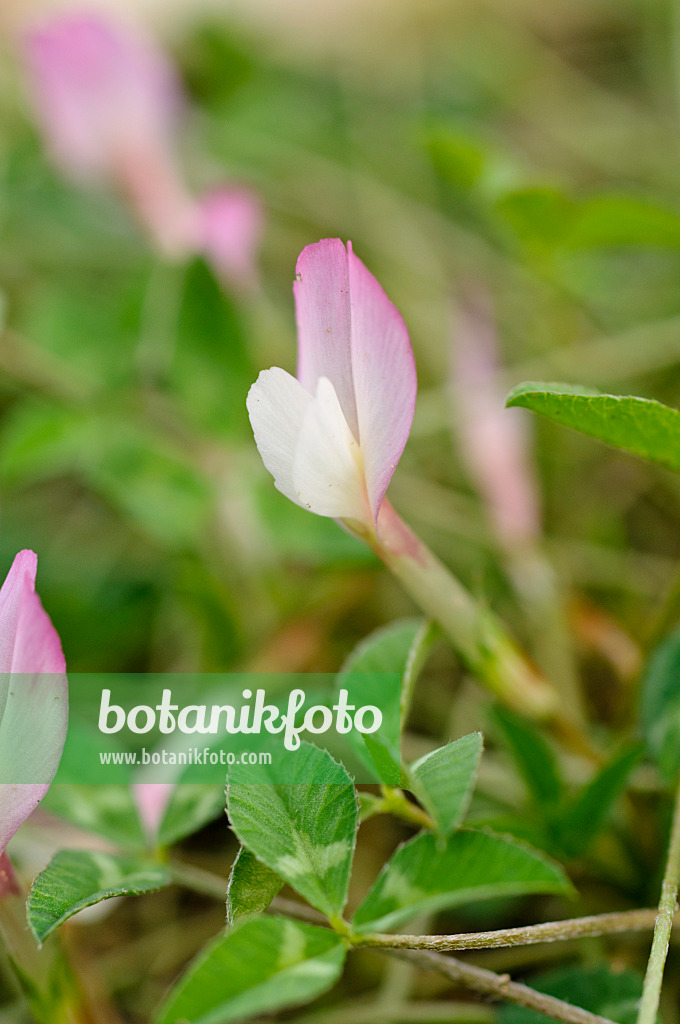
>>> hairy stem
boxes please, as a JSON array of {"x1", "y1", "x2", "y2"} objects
[
  {"x1": 390, "y1": 948, "x2": 616, "y2": 1024},
  {"x1": 358, "y1": 907, "x2": 669, "y2": 952},
  {"x1": 637, "y1": 780, "x2": 680, "y2": 1024},
  {"x1": 379, "y1": 786, "x2": 435, "y2": 830}
]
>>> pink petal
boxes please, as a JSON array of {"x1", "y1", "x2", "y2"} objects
[
  {"x1": 0, "y1": 785, "x2": 52, "y2": 859},
  {"x1": 294, "y1": 239, "x2": 357, "y2": 437},
  {"x1": 347, "y1": 243, "x2": 416, "y2": 521},
  {"x1": 199, "y1": 187, "x2": 264, "y2": 292},
  {"x1": 132, "y1": 783, "x2": 175, "y2": 841},
  {"x1": 0, "y1": 551, "x2": 67, "y2": 856},
  {"x1": 0, "y1": 549, "x2": 37, "y2": 676},
  {"x1": 294, "y1": 240, "x2": 416, "y2": 523}
]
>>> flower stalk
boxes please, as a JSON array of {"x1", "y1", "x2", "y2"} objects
[{"x1": 356, "y1": 500, "x2": 560, "y2": 720}]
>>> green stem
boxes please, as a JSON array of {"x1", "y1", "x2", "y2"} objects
[
  {"x1": 357, "y1": 907, "x2": 668, "y2": 952},
  {"x1": 379, "y1": 786, "x2": 435, "y2": 830},
  {"x1": 361, "y1": 501, "x2": 561, "y2": 721},
  {"x1": 637, "y1": 780, "x2": 680, "y2": 1024}
]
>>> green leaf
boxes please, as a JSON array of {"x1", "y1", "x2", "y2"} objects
[
  {"x1": 172, "y1": 259, "x2": 254, "y2": 438},
  {"x1": 567, "y1": 195, "x2": 680, "y2": 250},
  {"x1": 28, "y1": 850, "x2": 170, "y2": 945},
  {"x1": 353, "y1": 829, "x2": 572, "y2": 932},
  {"x1": 85, "y1": 419, "x2": 214, "y2": 548},
  {"x1": 407, "y1": 733, "x2": 483, "y2": 834},
  {"x1": 640, "y1": 629, "x2": 680, "y2": 781},
  {"x1": 507, "y1": 383, "x2": 680, "y2": 474},
  {"x1": 495, "y1": 187, "x2": 574, "y2": 250},
  {"x1": 226, "y1": 847, "x2": 283, "y2": 925},
  {"x1": 557, "y1": 746, "x2": 642, "y2": 857},
  {"x1": 425, "y1": 128, "x2": 488, "y2": 191},
  {"x1": 499, "y1": 963, "x2": 644, "y2": 1024},
  {"x1": 153, "y1": 916, "x2": 346, "y2": 1024},
  {"x1": 492, "y1": 706, "x2": 563, "y2": 809},
  {"x1": 227, "y1": 742, "x2": 358, "y2": 919},
  {"x1": 0, "y1": 401, "x2": 89, "y2": 488},
  {"x1": 337, "y1": 619, "x2": 434, "y2": 785}
]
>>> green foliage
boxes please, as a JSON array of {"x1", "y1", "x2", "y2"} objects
[
  {"x1": 226, "y1": 847, "x2": 283, "y2": 924},
  {"x1": 172, "y1": 259, "x2": 254, "y2": 438},
  {"x1": 556, "y1": 746, "x2": 642, "y2": 858},
  {"x1": 407, "y1": 732, "x2": 483, "y2": 833},
  {"x1": 507, "y1": 383, "x2": 680, "y2": 474},
  {"x1": 227, "y1": 742, "x2": 358, "y2": 919},
  {"x1": 28, "y1": 851, "x2": 170, "y2": 945},
  {"x1": 492, "y1": 712, "x2": 641, "y2": 860},
  {"x1": 153, "y1": 917, "x2": 346, "y2": 1024},
  {"x1": 336, "y1": 618, "x2": 434, "y2": 784},
  {"x1": 491, "y1": 707, "x2": 563, "y2": 810},
  {"x1": 353, "y1": 830, "x2": 573, "y2": 932},
  {"x1": 641, "y1": 629, "x2": 680, "y2": 782},
  {"x1": 496, "y1": 189, "x2": 680, "y2": 253}
]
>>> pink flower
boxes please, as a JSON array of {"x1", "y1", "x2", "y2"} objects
[
  {"x1": 452, "y1": 294, "x2": 540, "y2": 549},
  {"x1": 198, "y1": 187, "x2": 264, "y2": 294},
  {"x1": 24, "y1": 11, "x2": 198, "y2": 257},
  {"x1": 0, "y1": 551, "x2": 68, "y2": 860},
  {"x1": 132, "y1": 783, "x2": 174, "y2": 843},
  {"x1": 24, "y1": 11, "x2": 265, "y2": 281},
  {"x1": 247, "y1": 239, "x2": 416, "y2": 530}
]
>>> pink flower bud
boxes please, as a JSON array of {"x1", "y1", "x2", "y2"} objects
[
  {"x1": 132, "y1": 782, "x2": 174, "y2": 843},
  {"x1": 452, "y1": 293, "x2": 540, "y2": 549},
  {"x1": 0, "y1": 551, "x2": 68, "y2": 867}
]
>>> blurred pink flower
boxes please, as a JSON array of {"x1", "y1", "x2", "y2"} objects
[
  {"x1": 132, "y1": 782, "x2": 174, "y2": 843},
  {"x1": 452, "y1": 293, "x2": 540, "y2": 549},
  {"x1": 0, "y1": 550, "x2": 68, "y2": 890},
  {"x1": 24, "y1": 11, "x2": 196, "y2": 256},
  {"x1": 24, "y1": 10, "x2": 264, "y2": 281},
  {"x1": 198, "y1": 187, "x2": 264, "y2": 293},
  {"x1": 247, "y1": 238, "x2": 416, "y2": 531}
]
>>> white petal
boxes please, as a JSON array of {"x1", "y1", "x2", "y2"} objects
[
  {"x1": 292, "y1": 377, "x2": 369, "y2": 521},
  {"x1": 247, "y1": 367, "x2": 313, "y2": 506}
]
